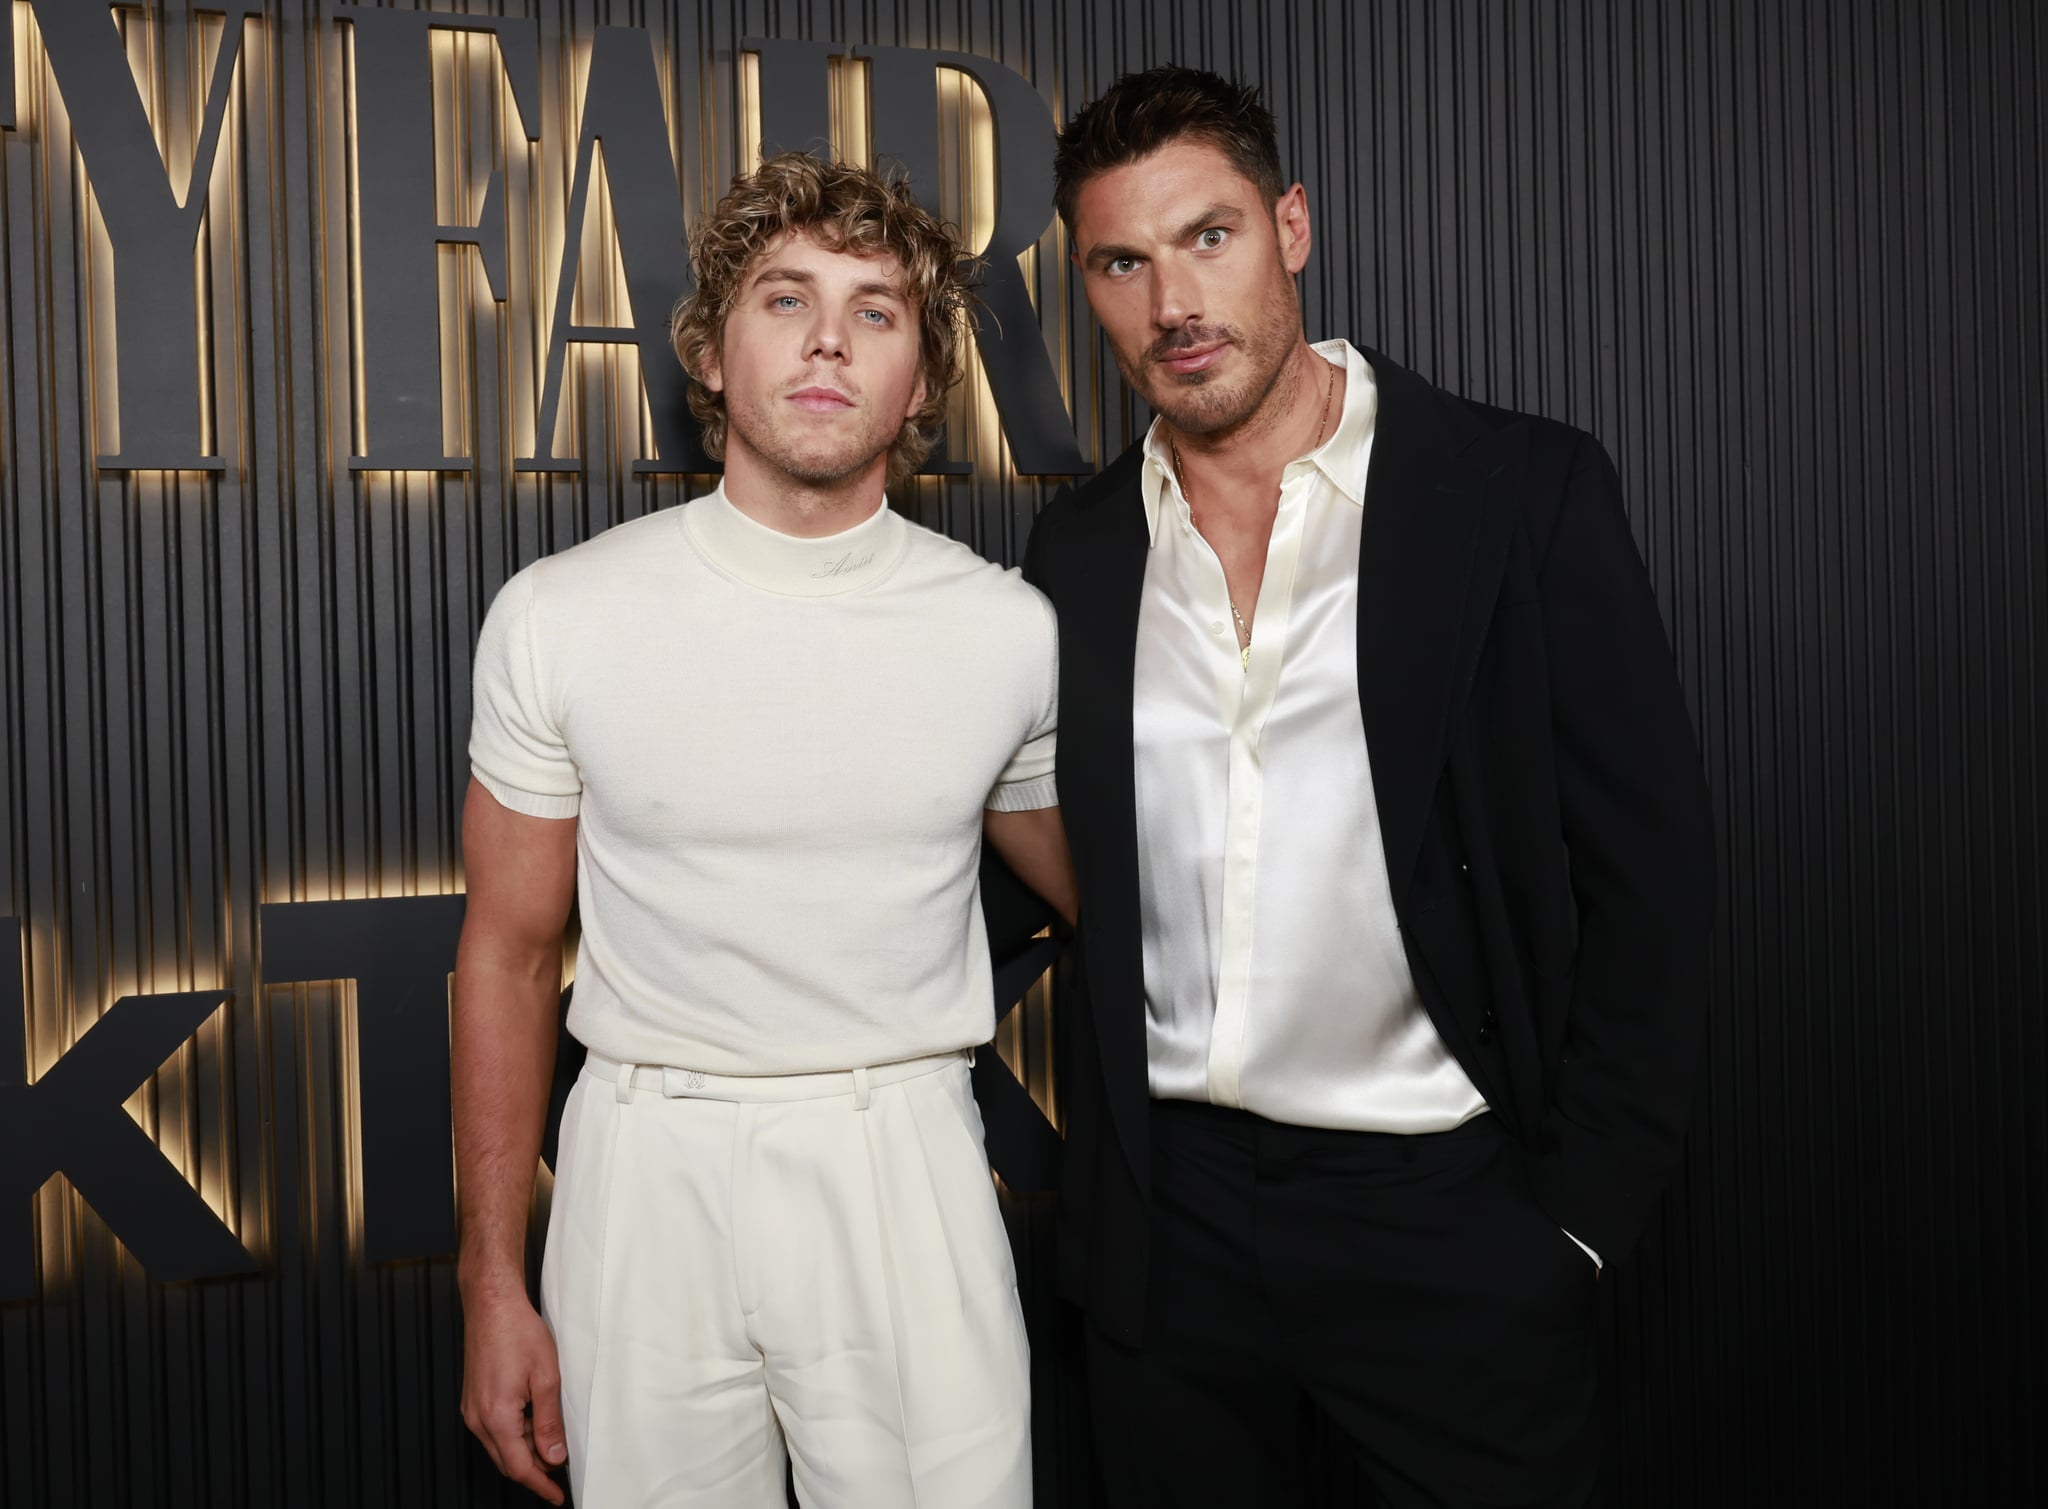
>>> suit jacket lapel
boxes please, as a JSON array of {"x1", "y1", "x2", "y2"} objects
[
  {"x1": 1059, "y1": 460, "x2": 1154, "y2": 1191},
  {"x1": 1059, "y1": 356, "x2": 1523, "y2": 1187},
  {"x1": 1357, "y1": 351, "x2": 1526, "y2": 911}
]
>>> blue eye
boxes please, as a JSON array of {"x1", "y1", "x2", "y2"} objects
[
  {"x1": 773, "y1": 294, "x2": 802, "y2": 310},
  {"x1": 858, "y1": 309, "x2": 890, "y2": 325}
]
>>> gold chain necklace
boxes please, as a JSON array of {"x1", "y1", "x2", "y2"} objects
[{"x1": 1170, "y1": 357, "x2": 1339, "y2": 672}]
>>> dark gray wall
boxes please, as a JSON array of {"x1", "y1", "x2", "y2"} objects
[{"x1": 2, "y1": 2, "x2": 2042, "y2": 1505}]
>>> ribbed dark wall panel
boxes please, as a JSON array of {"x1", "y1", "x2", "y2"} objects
[{"x1": 1, "y1": 3, "x2": 2041, "y2": 1504}]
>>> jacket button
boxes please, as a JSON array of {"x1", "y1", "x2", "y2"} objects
[{"x1": 1477, "y1": 1010, "x2": 1497, "y2": 1045}]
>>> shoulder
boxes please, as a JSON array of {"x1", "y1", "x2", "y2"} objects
[
  {"x1": 1400, "y1": 352, "x2": 1605, "y2": 470},
  {"x1": 1022, "y1": 444, "x2": 1148, "y2": 589},
  {"x1": 541, "y1": 508, "x2": 685, "y2": 578},
  {"x1": 1466, "y1": 400, "x2": 1601, "y2": 488},
  {"x1": 528, "y1": 508, "x2": 688, "y2": 604},
  {"x1": 1360, "y1": 348, "x2": 1633, "y2": 581},
  {"x1": 1459, "y1": 395, "x2": 1590, "y2": 461},
  {"x1": 1056, "y1": 443, "x2": 1146, "y2": 528},
  {"x1": 897, "y1": 518, "x2": 1051, "y2": 623},
  {"x1": 482, "y1": 510, "x2": 688, "y2": 641},
  {"x1": 1371, "y1": 348, "x2": 1594, "y2": 465},
  {"x1": 1369, "y1": 349, "x2": 1612, "y2": 532}
]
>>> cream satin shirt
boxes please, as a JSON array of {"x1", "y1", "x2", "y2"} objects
[{"x1": 1133, "y1": 340, "x2": 1490, "y2": 1134}]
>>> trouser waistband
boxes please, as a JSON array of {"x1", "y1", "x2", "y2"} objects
[
  {"x1": 1150, "y1": 1098, "x2": 1498, "y2": 1163},
  {"x1": 583, "y1": 1047, "x2": 969, "y2": 1109}
]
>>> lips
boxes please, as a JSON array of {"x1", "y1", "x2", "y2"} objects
[
  {"x1": 788, "y1": 386, "x2": 857, "y2": 412},
  {"x1": 1158, "y1": 344, "x2": 1227, "y2": 376}
]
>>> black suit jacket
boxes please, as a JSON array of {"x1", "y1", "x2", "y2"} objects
[{"x1": 1022, "y1": 350, "x2": 1716, "y2": 1345}]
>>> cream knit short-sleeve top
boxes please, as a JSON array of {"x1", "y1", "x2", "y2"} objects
[{"x1": 469, "y1": 486, "x2": 1058, "y2": 1076}]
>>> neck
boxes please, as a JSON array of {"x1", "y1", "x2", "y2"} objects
[
  {"x1": 722, "y1": 446, "x2": 889, "y2": 538},
  {"x1": 1167, "y1": 339, "x2": 1337, "y2": 507}
]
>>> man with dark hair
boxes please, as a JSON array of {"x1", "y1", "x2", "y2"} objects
[
  {"x1": 1028, "y1": 65, "x2": 1714, "y2": 1505},
  {"x1": 452, "y1": 152, "x2": 1072, "y2": 1508}
]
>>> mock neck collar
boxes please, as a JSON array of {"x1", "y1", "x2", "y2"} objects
[{"x1": 683, "y1": 483, "x2": 909, "y2": 597}]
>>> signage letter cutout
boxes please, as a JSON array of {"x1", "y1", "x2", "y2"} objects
[
  {"x1": 345, "y1": 7, "x2": 542, "y2": 470},
  {"x1": 31, "y1": 1, "x2": 264, "y2": 471},
  {"x1": 519, "y1": 26, "x2": 711, "y2": 475},
  {"x1": 260, "y1": 895, "x2": 467, "y2": 1262},
  {"x1": 0, "y1": 919, "x2": 256, "y2": 1300}
]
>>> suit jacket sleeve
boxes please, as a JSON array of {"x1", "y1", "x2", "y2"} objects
[
  {"x1": 1527, "y1": 435, "x2": 1716, "y2": 1264},
  {"x1": 1021, "y1": 487, "x2": 1064, "y2": 593}
]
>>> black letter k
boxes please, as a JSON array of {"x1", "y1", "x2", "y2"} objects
[{"x1": 0, "y1": 921, "x2": 256, "y2": 1300}]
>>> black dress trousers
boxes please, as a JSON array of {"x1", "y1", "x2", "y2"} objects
[{"x1": 1086, "y1": 1101, "x2": 1601, "y2": 1508}]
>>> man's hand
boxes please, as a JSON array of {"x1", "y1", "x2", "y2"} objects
[
  {"x1": 461, "y1": 1287, "x2": 568, "y2": 1504},
  {"x1": 453, "y1": 778, "x2": 577, "y2": 1500}
]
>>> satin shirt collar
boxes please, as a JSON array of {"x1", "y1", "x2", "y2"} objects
[{"x1": 1138, "y1": 338, "x2": 1378, "y2": 547}]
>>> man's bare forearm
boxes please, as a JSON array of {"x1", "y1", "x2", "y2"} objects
[
  {"x1": 984, "y1": 805, "x2": 1079, "y2": 926},
  {"x1": 452, "y1": 778, "x2": 580, "y2": 1301},
  {"x1": 452, "y1": 938, "x2": 563, "y2": 1298}
]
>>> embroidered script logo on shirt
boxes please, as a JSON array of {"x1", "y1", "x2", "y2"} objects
[{"x1": 812, "y1": 549, "x2": 875, "y2": 579}]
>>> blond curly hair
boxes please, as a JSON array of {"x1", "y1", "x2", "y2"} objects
[{"x1": 670, "y1": 153, "x2": 978, "y2": 489}]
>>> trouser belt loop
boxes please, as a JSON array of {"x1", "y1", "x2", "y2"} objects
[
  {"x1": 616, "y1": 1059, "x2": 639, "y2": 1105},
  {"x1": 852, "y1": 1065, "x2": 872, "y2": 1112}
]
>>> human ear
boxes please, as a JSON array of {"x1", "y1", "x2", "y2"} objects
[{"x1": 1275, "y1": 184, "x2": 1313, "y2": 276}]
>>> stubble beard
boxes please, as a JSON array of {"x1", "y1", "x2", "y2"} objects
[
  {"x1": 725, "y1": 388, "x2": 902, "y2": 488},
  {"x1": 1120, "y1": 275, "x2": 1303, "y2": 440}
]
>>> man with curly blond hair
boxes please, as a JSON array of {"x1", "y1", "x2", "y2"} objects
[{"x1": 451, "y1": 152, "x2": 1073, "y2": 1509}]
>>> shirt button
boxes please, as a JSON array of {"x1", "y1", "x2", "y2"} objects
[{"x1": 1210, "y1": 620, "x2": 1226, "y2": 635}]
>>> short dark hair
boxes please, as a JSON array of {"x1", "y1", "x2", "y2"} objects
[{"x1": 1053, "y1": 66, "x2": 1284, "y2": 230}]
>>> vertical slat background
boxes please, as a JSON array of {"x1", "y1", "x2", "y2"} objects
[{"x1": 1, "y1": 1, "x2": 2042, "y2": 1504}]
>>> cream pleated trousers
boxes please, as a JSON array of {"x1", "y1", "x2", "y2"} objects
[{"x1": 540, "y1": 1050, "x2": 1032, "y2": 1508}]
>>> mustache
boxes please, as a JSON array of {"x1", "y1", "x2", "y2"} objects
[{"x1": 1147, "y1": 325, "x2": 1239, "y2": 362}]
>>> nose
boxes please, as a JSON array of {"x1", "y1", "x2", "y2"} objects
[
  {"x1": 1151, "y1": 256, "x2": 1201, "y2": 331},
  {"x1": 805, "y1": 307, "x2": 850, "y2": 364}
]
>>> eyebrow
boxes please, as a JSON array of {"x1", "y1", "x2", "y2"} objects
[{"x1": 1083, "y1": 203, "x2": 1248, "y2": 272}]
